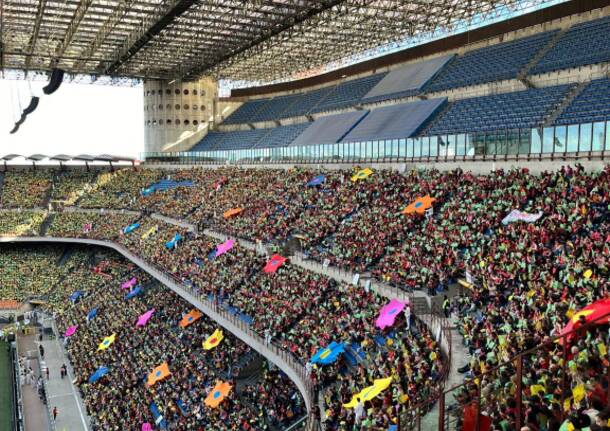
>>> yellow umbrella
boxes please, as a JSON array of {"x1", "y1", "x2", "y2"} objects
[{"x1": 343, "y1": 377, "x2": 393, "y2": 408}]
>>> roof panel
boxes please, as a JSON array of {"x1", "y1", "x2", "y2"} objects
[{"x1": 1, "y1": 0, "x2": 555, "y2": 82}]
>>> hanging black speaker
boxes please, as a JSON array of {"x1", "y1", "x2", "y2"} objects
[
  {"x1": 15, "y1": 113, "x2": 26, "y2": 126},
  {"x1": 22, "y1": 97, "x2": 40, "y2": 115},
  {"x1": 43, "y1": 68, "x2": 65, "y2": 95},
  {"x1": 9, "y1": 123, "x2": 20, "y2": 134}
]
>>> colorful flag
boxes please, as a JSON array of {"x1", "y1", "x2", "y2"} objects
[
  {"x1": 88, "y1": 366, "x2": 109, "y2": 384},
  {"x1": 87, "y1": 308, "x2": 98, "y2": 322},
  {"x1": 501, "y1": 209, "x2": 543, "y2": 225},
  {"x1": 141, "y1": 226, "x2": 158, "y2": 240},
  {"x1": 165, "y1": 233, "x2": 182, "y2": 249},
  {"x1": 179, "y1": 310, "x2": 203, "y2": 328},
  {"x1": 311, "y1": 341, "x2": 345, "y2": 365},
  {"x1": 136, "y1": 309, "x2": 155, "y2": 327},
  {"x1": 122, "y1": 223, "x2": 140, "y2": 234},
  {"x1": 69, "y1": 291, "x2": 83, "y2": 303},
  {"x1": 215, "y1": 239, "x2": 234, "y2": 257},
  {"x1": 149, "y1": 402, "x2": 168, "y2": 429},
  {"x1": 125, "y1": 286, "x2": 142, "y2": 300},
  {"x1": 223, "y1": 208, "x2": 243, "y2": 219},
  {"x1": 402, "y1": 195, "x2": 436, "y2": 215},
  {"x1": 264, "y1": 254, "x2": 287, "y2": 273},
  {"x1": 205, "y1": 381, "x2": 232, "y2": 408},
  {"x1": 64, "y1": 325, "x2": 78, "y2": 337},
  {"x1": 307, "y1": 174, "x2": 326, "y2": 186},
  {"x1": 147, "y1": 362, "x2": 171, "y2": 386},
  {"x1": 203, "y1": 329, "x2": 224, "y2": 350},
  {"x1": 121, "y1": 277, "x2": 137, "y2": 290},
  {"x1": 351, "y1": 168, "x2": 373, "y2": 182},
  {"x1": 97, "y1": 334, "x2": 116, "y2": 351},
  {"x1": 343, "y1": 377, "x2": 393, "y2": 408},
  {"x1": 560, "y1": 298, "x2": 610, "y2": 343},
  {"x1": 376, "y1": 299, "x2": 407, "y2": 329},
  {"x1": 141, "y1": 423, "x2": 153, "y2": 431}
]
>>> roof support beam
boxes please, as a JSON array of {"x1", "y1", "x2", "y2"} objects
[
  {"x1": 53, "y1": 0, "x2": 95, "y2": 65},
  {"x1": 24, "y1": 0, "x2": 48, "y2": 70},
  {"x1": 181, "y1": 0, "x2": 349, "y2": 80},
  {"x1": 103, "y1": 0, "x2": 199, "y2": 75}
]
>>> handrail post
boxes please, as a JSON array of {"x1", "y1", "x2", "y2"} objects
[
  {"x1": 438, "y1": 391, "x2": 445, "y2": 431},
  {"x1": 515, "y1": 353, "x2": 523, "y2": 430}
]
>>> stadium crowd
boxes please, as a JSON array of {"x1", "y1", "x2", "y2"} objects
[{"x1": 0, "y1": 165, "x2": 609, "y2": 430}]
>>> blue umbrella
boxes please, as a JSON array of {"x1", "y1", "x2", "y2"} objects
[
  {"x1": 86, "y1": 308, "x2": 98, "y2": 322},
  {"x1": 88, "y1": 366, "x2": 109, "y2": 383},
  {"x1": 125, "y1": 286, "x2": 142, "y2": 300},
  {"x1": 69, "y1": 291, "x2": 83, "y2": 303}
]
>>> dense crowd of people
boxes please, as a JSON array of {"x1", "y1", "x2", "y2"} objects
[{"x1": 0, "y1": 164, "x2": 609, "y2": 430}]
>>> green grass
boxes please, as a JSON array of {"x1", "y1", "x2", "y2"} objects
[{"x1": 0, "y1": 341, "x2": 14, "y2": 431}]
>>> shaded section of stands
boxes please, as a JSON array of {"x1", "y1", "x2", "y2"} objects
[
  {"x1": 191, "y1": 124, "x2": 309, "y2": 151},
  {"x1": 291, "y1": 111, "x2": 369, "y2": 146},
  {"x1": 426, "y1": 31, "x2": 558, "y2": 93},
  {"x1": 531, "y1": 16, "x2": 610, "y2": 75},
  {"x1": 426, "y1": 85, "x2": 571, "y2": 135},
  {"x1": 312, "y1": 74, "x2": 386, "y2": 113},
  {"x1": 258, "y1": 123, "x2": 310, "y2": 148},
  {"x1": 342, "y1": 98, "x2": 447, "y2": 142},
  {"x1": 363, "y1": 54, "x2": 454, "y2": 103},
  {"x1": 555, "y1": 78, "x2": 610, "y2": 125}
]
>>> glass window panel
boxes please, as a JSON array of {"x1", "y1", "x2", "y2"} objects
[
  {"x1": 421, "y1": 137, "x2": 430, "y2": 157},
  {"x1": 542, "y1": 127, "x2": 555, "y2": 153},
  {"x1": 429, "y1": 137, "x2": 438, "y2": 157},
  {"x1": 554, "y1": 126, "x2": 567, "y2": 153},
  {"x1": 592, "y1": 122, "x2": 605, "y2": 151},
  {"x1": 413, "y1": 138, "x2": 421, "y2": 158},
  {"x1": 567, "y1": 125, "x2": 579, "y2": 152},
  {"x1": 447, "y1": 135, "x2": 456, "y2": 157},
  {"x1": 456, "y1": 134, "x2": 466, "y2": 156},
  {"x1": 406, "y1": 139, "x2": 414, "y2": 158},
  {"x1": 579, "y1": 123, "x2": 592, "y2": 152},
  {"x1": 506, "y1": 130, "x2": 519, "y2": 155},
  {"x1": 530, "y1": 129, "x2": 542, "y2": 154},
  {"x1": 607, "y1": 121, "x2": 610, "y2": 151}
]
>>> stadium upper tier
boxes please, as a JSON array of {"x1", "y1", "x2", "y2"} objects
[{"x1": 195, "y1": 14, "x2": 610, "y2": 154}]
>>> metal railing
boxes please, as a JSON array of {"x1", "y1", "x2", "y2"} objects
[
  {"x1": 407, "y1": 309, "x2": 610, "y2": 431},
  {"x1": 141, "y1": 119, "x2": 610, "y2": 166}
]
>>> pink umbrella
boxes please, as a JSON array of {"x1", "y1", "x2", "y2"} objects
[
  {"x1": 136, "y1": 309, "x2": 155, "y2": 327},
  {"x1": 376, "y1": 299, "x2": 407, "y2": 329},
  {"x1": 121, "y1": 277, "x2": 137, "y2": 290},
  {"x1": 141, "y1": 423, "x2": 153, "y2": 431},
  {"x1": 215, "y1": 239, "x2": 235, "y2": 257},
  {"x1": 64, "y1": 325, "x2": 78, "y2": 337}
]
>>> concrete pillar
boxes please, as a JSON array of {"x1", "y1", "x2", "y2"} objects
[{"x1": 143, "y1": 78, "x2": 217, "y2": 154}]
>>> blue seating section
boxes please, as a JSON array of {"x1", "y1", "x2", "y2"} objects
[
  {"x1": 426, "y1": 85, "x2": 572, "y2": 135},
  {"x1": 189, "y1": 131, "x2": 227, "y2": 152},
  {"x1": 250, "y1": 94, "x2": 297, "y2": 123},
  {"x1": 312, "y1": 74, "x2": 386, "y2": 113},
  {"x1": 530, "y1": 16, "x2": 610, "y2": 75},
  {"x1": 554, "y1": 78, "x2": 610, "y2": 125},
  {"x1": 222, "y1": 98, "x2": 270, "y2": 125},
  {"x1": 426, "y1": 31, "x2": 557, "y2": 93},
  {"x1": 257, "y1": 123, "x2": 310, "y2": 148},
  {"x1": 190, "y1": 123, "x2": 310, "y2": 151},
  {"x1": 281, "y1": 86, "x2": 336, "y2": 118}
]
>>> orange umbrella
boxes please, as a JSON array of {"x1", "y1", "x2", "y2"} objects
[
  {"x1": 205, "y1": 381, "x2": 232, "y2": 408},
  {"x1": 223, "y1": 208, "x2": 243, "y2": 219},
  {"x1": 179, "y1": 309, "x2": 203, "y2": 328},
  {"x1": 147, "y1": 362, "x2": 171, "y2": 387},
  {"x1": 402, "y1": 195, "x2": 435, "y2": 215}
]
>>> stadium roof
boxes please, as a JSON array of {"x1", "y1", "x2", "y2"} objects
[{"x1": 1, "y1": 0, "x2": 556, "y2": 82}]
